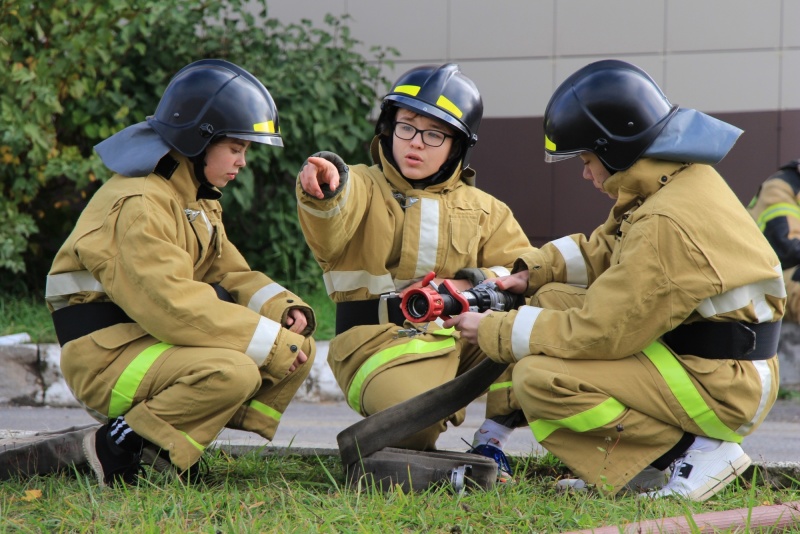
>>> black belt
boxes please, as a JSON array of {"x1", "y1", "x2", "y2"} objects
[
  {"x1": 335, "y1": 297, "x2": 405, "y2": 335},
  {"x1": 662, "y1": 320, "x2": 780, "y2": 360},
  {"x1": 51, "y1": 284, "x2": 235, "y2": 347}
]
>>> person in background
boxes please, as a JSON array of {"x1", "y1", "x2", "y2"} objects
[
  {"x1": 748, "y1": 159, "x2": 800, "y2": 322},
  {"x1": 46, "y1": 59, "x2": 315, "y2": 486},
  {"x1": 296, "y1": 64, "x2": 536, "y2": 482},
  {"x1": 447, "y1": 59, "x2": 784, "y2": 501}
]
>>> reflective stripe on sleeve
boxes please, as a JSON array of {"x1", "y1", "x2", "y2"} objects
[
  {"x1": 346, "y1": 336, "x2": 457, "y2": 415},
  {"x1": 245, "y1": 317, "x2": 282, "y2": 367},
  {"x1": 297, "y1": 178, "x2": 351, "y2": 219},
  {"x1": 550, "y1": 236, "x2": 588, "y2": 288},
  {"x1": 489, "y1": 266, "x2": 511, "y2": 277},
  {"x1": 108, "y1": 342, "x2": 173, "y2": 418},
  {"x1": 642, "y1": 341, "x2": 742, "y2": 443},
  {"x1": 45, "y1": 270, "x2": 106, "y2": 310},
  {"x1": 756, "y1": 203, "x2": 800, "y2": 231},
  {"x1": 696, "y1": 265, "x2": 785, "y2": 323},
  {"x1": 248, "y1": 282, "x2": 287, "y2": 313},
  {"x1": 530, "y1": 397, "x2": 626, "y2": 443},
  {"x1": 511, "y1": 305, "x2": 542, "y2": 360}
]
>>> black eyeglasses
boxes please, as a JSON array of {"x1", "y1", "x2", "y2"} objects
[{"x1": 393, "y1": 122, "x2": 454, "y2": 147}]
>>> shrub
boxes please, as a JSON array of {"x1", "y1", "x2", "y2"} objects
[{"x1": 0, "y1": 0, "x2": 395, "y2": 296}]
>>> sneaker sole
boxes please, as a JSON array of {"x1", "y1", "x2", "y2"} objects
[
  {"x1": 82, "y1": 430, "x2": 108, "y2": 488},
  {"x1": 688, "y1": 452, "x2": 752, "y2": 502}
]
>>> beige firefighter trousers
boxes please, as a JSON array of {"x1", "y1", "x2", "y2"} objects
[
  {"x1": 61, "y1": 323, "x2": 315, "y2": 471},
  {"x1": 511, "y1": 283, "x2": 778, "y2": 495}
]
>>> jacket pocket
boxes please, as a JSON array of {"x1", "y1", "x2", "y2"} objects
[{"x1": 90, "y1": 322, "x2": 149, "y2": 349}]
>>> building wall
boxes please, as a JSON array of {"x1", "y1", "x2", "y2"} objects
[{"x1": 265, "y1": 0, "x2": 800, "y2": 244}]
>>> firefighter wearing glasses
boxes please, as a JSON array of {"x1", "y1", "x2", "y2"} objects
[{"x1": 296, "y1": 64, "x2": 536, "y2": 480}]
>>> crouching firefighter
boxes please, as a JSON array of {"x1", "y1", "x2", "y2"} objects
[
  {"x1": 45, "y1": 59, "x2": 316, "y2": 486},
  {"x1": 446, "y1": 60, "x2": 785, "y2": 501},
  {"x1": 296, "y1": 63, "x2": 538, "y2": 490}
]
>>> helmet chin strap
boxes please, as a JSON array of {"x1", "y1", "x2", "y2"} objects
[{"x1": 189, "y1": 151, "x2": 222, "y2": 200}]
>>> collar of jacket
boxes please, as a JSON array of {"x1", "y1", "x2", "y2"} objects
[
  {"x1": 605, "y1": 158, "x2": 693, "y2": 217},
  {"x1": 369, "y1": 136, "x2": 477, "y2": 191},
  {"x1": 162, "y1": 151, "x2": 222, "y2": 202}
]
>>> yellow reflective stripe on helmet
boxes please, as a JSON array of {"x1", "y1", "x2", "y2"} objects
[
  {"x1": 435, "y1": 95, "x2": 462, "y2": 118},
  {"x1": 182, "y1": 431, "x2": 205, "y2": 452},
  {"x1": 545, "y1": 134, "x2": 557, "y2": 151},
  {"x1": 253, "y1": 120, "x2": 276, "y2": 133},
  {"x1": 347, "y1": 337, "x2": 457, "y2": 414},
  {"x1": 248, "y1": 399, "x2": 282, "y2": 422},
  {"x1": 642, "y1": 341, "x2": 742, "y2": 443},
  {"x1": 489, "y1": 381, "x2": 513, "y2": 392},
  {"x1": 394, "y1": 84, "x2": 421, "y2": 96},
  {"x1": 756, "y1": 202, "x2": 800, "y2": 231},
  {"x1": 529, "y1": 397, "x2": 626, "y2": 443},
  {"x1": 108, "y1": 342, "x2": 173, "y2": 418}
]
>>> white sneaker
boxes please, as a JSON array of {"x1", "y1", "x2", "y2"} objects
[
  {"x1": 641, "y1": 441, "x2": 751, "y2": 502},
  {"x1": 624, "y1": 465, "x2": 671, "y2": 492}
]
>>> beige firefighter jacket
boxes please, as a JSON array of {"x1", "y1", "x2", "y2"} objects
[
  {"x1": 296, "y1": 138, "x2": 534, "y2": 392},
  {"x1": 47, "y1": 151, "x2": 315, "y2": 376},
  {"x1": 477, "y1": 158, "x2": 785, "y2": 363}
]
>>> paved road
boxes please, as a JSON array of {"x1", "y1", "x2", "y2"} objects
[{"x1": 2, "y1": 398, "x2": 799, "y2": 462}]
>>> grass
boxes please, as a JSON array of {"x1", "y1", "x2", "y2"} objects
[
  {"x1": 1, "y1": 449, "x2": 798, "y2": 533},
  {"x1": 0, "y1": 450, "x2": 800, "y2": 534},
  {"x1": 0, "y1": 286, "x2": 336, "y2": 344}
]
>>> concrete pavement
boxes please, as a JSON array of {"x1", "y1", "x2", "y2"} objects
[{"x1": 2, "y1": 397, "x2": 799, "y2": 463}]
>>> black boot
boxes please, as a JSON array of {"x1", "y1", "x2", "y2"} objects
[{"x1": 83, "y1": 422, "x2": 143, "y2": 487}]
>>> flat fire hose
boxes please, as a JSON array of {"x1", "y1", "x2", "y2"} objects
[{"x1": 336, "y1": 358, "x2": 508, "y2": 468}]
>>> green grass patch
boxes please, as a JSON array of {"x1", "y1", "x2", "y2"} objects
[{"x1": 1, "y1": 450, "x2": 797, "y2": 533}]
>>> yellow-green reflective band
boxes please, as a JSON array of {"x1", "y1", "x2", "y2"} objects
[
  {"x1": 249, "y1": 399, "x2": 282, "y2": 422},
  {"x1": 347, "y1": 337, "x2": 457, "y2": 414},
  {"x1": 436, "y1": 95, "x2": 462, "y2": 118},
  {"x1": 756, "y1": 203, "x2": 800, "y2": 231},
  {"x1": 394, "y1": 84, "x2": 420, "y2": 96},
  {"x1": 489, "y1": 381, "x2": 513, "y2": 392},
  {"x1": 529, "y1": 397, "x2": 626, "y2": 443},
  {"x1": 253, "y1": 120, "x2": 276, "y2": 133},
  {"x1": 108, "y1": 342, "x2": 173, "y2": 418},
  {"x1": 545, "y1": 134, "x2": 557, "y2": 151},
  {"x1": 182, "y1": 431, "x2": 205, "y2": 452},
  {"x1": 642, "y1": 341, "x2": 742, "y2": 443}
]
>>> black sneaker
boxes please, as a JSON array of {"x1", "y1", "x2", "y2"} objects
[{"x1": 83, "y1": 423, "x2": 142, "y2": 487}]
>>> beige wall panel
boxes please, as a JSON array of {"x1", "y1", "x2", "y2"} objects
[
  {"x1": 785, "y1": 1, "x2": 800, "y2": 48},
  {"x1": 783, "y1": 50, "x2": 800, "y2": 110},
  {"x1": 449, "y1": 0, "x2": 554, "y2": 58},
  {"x1": 666, "y1": 0, "x2": 781, "y2": 51},
  {"x1": 456, "y1": 59, "x2": 554, "y2": 117},
  {"x1": 554, "y1": 0, "x2": 665, "y2": 56},
  {"x1": 264, "y1": 0, "x2": 347, "y2": 27},
  {"x1": 554, "y1": 55, "x2": 666, "y2": 92},
  {"x1": 666, "y1": 52, "x2": 780, "y2": 113},
  {"x1": 344, "y1": 0, "x2": 450, "y2": 62}
]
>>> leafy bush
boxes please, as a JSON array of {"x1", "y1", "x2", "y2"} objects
[{"x1": 0, "y1": 0, "x2": 395, "y2": 296}]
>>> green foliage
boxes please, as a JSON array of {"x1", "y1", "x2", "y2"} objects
[{"x1": 0, "y1": 0, "x2": 396, "y2": 296}]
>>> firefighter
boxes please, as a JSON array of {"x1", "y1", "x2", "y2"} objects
[
  {"x1": 296, "y1": 64, "x2": 536, "y2": 481},
  {"x1": 447, "y1": 59, "x2": 784, "y2": 501},
  {"x1": 46, "y1": 59, "x2": 316, "y2": 486},
  {"x1": 748, "y1": 159, "x2": 800, "y2": 322}
]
